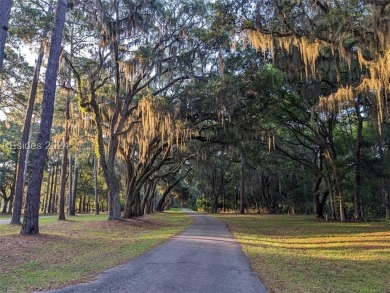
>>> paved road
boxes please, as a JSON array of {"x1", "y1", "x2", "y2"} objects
[
  {"x1": 0, "y1": 215, "x2": 57, "y2": 225},
  {"x1": 0, "y1": 219, "x2": 12, "y2": 225},
  {"x1": 43, "y1": 211, "x2": 267, "y2": 293}
]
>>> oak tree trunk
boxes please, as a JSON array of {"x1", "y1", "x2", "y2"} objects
[{"x1": 312, "y1": 175, "x2": 325, "y2": 219}]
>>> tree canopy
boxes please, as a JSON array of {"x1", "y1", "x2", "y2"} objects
[{"x1": 0, "y1": 0, "x2": 389, "y2": 234}]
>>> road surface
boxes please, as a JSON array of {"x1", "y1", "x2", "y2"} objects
[
  {"x1": 0, "y1": 215, "x2": 57, "y2": 225},
  {"x1": 0, "y1": 219, "x2": 12, "y2": 225},
  {"x1": 44, "y1": 211, "x2": 268, "y2": 293}
]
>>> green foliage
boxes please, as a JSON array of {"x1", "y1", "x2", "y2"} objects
[{"x1": 195, "y1": 196, "x2": 211, "y2": 212}]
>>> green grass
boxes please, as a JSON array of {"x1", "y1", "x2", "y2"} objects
[
  {"x1": 0, "y1": 213, "x2": 11, "y2": 219},
  {"x1": 216, "y1": 214, "x2": 390, "y2": 293},
  {"x1": 0, "y1": 209, "x2": 192, "y2": 293}
]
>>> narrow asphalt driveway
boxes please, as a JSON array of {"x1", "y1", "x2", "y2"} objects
[
  {"x1": 44, "y1": 211, "x2": 268, "y2": 293},
  {"x1": 0, "y1": 219, "x2": 11, "y2": 225},
  {"x1": 0, "y1": 215, "x2": 57, "y2": 225}
]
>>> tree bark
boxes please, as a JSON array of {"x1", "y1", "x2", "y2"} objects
[
  {"x1": 7, "y1": 152, "x2": 18, "y2": 214},
  {"x1": 7, "y1": 191, "x2": 13, "y2": 214},
  {"x1": 383, "y1": 178, "x2": 390, "y2": 220},
  {"x1": 58, "y1": 95, "x2": 71, "y2": 220},
  {"x1": 385, "y1": 189, "x2": 390, "y2": 220},
  {"x1": 212, "y1": 192, "x2": 219, "y2": 213},
  {"x1": 78, "y1": 194, "x2": 82, "y2": 213},
  {"x1": 21, "y1": 0, "x2": 68, "y2": 235},
  {"x1": 1, "y1": 197, "x2": 9, "y2": 213},
  {"x1": 141, "y1": 180, "x2": 153, "y2": 216},
  {"x1": 354, "y1": 98, "x2": 364, "y2": 221},
  {"x1": 312, "y1": 174, "x2": 325, "y2": 219},
  {"x1": 44, "y1": 163, "x2": 53, "y2": 213},
  {"x1": 0, "y1": 0, "x2": 13, "y2": 70},
  {"x1": 48, "y1": 163, "x2": 56, "y2": 213},
  {"x1": 105, "y1": 0, "x2": 122, "y2": 220},
  {"x1": 156, "y1": 170, "x2": 189, "y2": 212},
  {"x1": 11, "y1": 26, "x2": 50, "y2": 224},
  {"x1": 326, "y1": 148, "x2": 345, "y2": 221},
  {"x1": 70, "y1": 163, "x2": 78, "y2": 215},
  {"x1": 239, "y1": 152, "x2": 246, "y2": 214},
  {"x1": 52, "y1": 163, "x2": 60, "y2": 213},
  {"x1": 94, "y1": 155, "x2": 99, "y2": 215},
  {"x1": 68, "y1": 155, "x2": 73, "y2": 214}
]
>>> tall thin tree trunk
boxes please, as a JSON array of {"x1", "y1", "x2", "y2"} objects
[
  {"x1": 21, "y1": 0, "x2": 68, "y2": 235},
  {"x1": 354, "y1": 98, "x2": 364, "y2": 221},
  {"x1": 68, "y1": 155, "x2": 73, "y2": 214},
  {"x1": 78, "y1": 195, "x2": 82, "y2": 213},
  {"x1": 94, "y1": 155, "x2": 99, "y2": 215},
  {"x1": 383, "y1": 178, "x2": 390, "y2": 220},
  {"x1": 59, "y1": 95, "x2": 71, "y2": 220},
  {"x1": 22, "y1": 127, "x2": 32, "y2": 200},
  {"x1": 312, "y1": 174, "x2": 324, "y2": 219},
  {"x1": 52, "y1": 163, "x2": 59, "y2": 213},
  {"x1": 141, "y1": 181, "x2": 152, "y2": 216},
  {"x1": 11, "y1": 25, "x2": 50, "y2": 225},
  {"x1": 0, "y1": 0, "x2": 13, "y2": 70},
  {"x1": 48, "y1": 163, "x2": 56, "y2": 213},
  {"x1": 44, "y1": 163, "x2": 53, "y2": 213},
  {"x1": 326, "y1": 149, "x2": 345, "y2": 222},
  {"x1": 385, "y1": 190, "x2": 390, "y2": 220},
  {"x1": 239, "y1": 152, "x2": 246, "y2": 214},
  {"x1": 2, "y1": 196, "x2": 9, "y2": 213},
  {"x1": 82, "y1": 195, "x2": 86, "y2": 213},
  {"x1": 107, "y1": 0, "x2": 122, "y2": 220},
  {"x1": 7, "y1": 152, "x2": 18, "y2": 214},
  {"x1": 70, "y1": 162, "x2": 78, "y2": 215},
  {"x1": 7, "y1": 193, "x2": 13, "y2": 214},
  {"x1": 223, "y1": 192, "x2": 226, "y2": 212},
  {"x1": 324, "y1": 174, "x2": 337, "y2": 220}
]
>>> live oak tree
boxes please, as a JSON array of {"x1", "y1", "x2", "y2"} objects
[
  {"x1": 2, "y1": 0, "x2": 390, "y2": 225},
  {"x1": 62, "y1": 0, "x2": 208, "y2": 219},
  {"x1": 227, "y1": 0, "x2": 390, "y2": 220}
]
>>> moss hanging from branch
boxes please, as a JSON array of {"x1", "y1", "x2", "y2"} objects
[{"x1": 246, "y1": 17, "x2": 390, "y2": 132}]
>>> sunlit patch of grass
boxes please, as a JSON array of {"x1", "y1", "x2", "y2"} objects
[
  {"x1": 216, "y1": 214, "x2": 390, "y2": 293},
  {"x1": 0, "y1": 209, "x2": 192, "y2": 293}
]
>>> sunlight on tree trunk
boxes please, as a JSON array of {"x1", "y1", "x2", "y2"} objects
[
  {"x1": 59, "y1": 95, "x2": 70, "y2": 220},
  {"x1": 11, "y1": 40, "x2": 47, "y2": 225},
  {"x1": 21, "y1": 0, "x2": 68, "y2": 235}
]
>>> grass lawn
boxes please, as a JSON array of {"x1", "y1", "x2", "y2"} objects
[
  {"x1": 0, "y1": 213, "x2": 12, "y2": 219},
  {"x1": 216, "y1": 214, "x2": 390, "y2": 293},
  {"x1": 0, "y1": 209, "x2": 192, "y2": 293}
]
